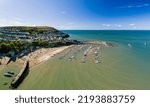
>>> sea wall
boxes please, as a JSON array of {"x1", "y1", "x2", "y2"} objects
[
  {"x1": 11, "y1": 60, "x2": 29, "y2": 88},
  {"x1": 83, "y1": 41, "x2": 114, "y2": 47}
]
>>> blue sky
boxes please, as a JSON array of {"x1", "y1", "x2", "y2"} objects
[{"x1": 0, "y1": 0, "x2": 150, "y2": 30}]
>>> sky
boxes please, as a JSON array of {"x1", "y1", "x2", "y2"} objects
[{"x1": 0, "y1": 0, "x2": 150, "y2": 30}]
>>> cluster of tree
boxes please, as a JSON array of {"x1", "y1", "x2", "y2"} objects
[
  {"x1": 0, "y1": 40, "x2": 73, "y2": 54},
  {"x1": 21, "y1": 28, "x2": 46, "y2": 35},
  {"x1": 32, "y1": 41, "x2": 70, "y2": 47},
  {"x1": 0, "y1": 41, "x2": 24, "y2": 53}
]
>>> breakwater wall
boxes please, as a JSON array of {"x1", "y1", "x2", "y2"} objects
[{"x1": 11, "y1": 60, "x2": 29, "y2": 88}]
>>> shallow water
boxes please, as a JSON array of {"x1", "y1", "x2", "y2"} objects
[{"x1": 63, "y1": 30, "x2": 150, "y2": 89}]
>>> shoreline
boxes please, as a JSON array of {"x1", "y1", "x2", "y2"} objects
[
  {"x1": 25, "y1": 41, "x2": 113, "y2": 67},
  {"x1": 0, "y1": 41, "x2": 113, "y2": 68},
  {"x1": 26, "y1": 45, "x2": 73, "y2": 67}
]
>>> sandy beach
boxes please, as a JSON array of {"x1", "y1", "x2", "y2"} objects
[{"x1": 22, "y1": 45, "x2": 73, "y2": 67}]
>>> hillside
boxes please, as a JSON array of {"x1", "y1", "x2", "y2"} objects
[
  {"x1": 0, "y1": 26, "x2": 74, "y2": 58},
  {"x1": 0, "y1": 26, "x2": 69, "y2": 38}
]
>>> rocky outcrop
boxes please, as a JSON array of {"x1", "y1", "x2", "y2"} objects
[{"x1": 0, "y1": 57, "x2": 11, "y2": 65}]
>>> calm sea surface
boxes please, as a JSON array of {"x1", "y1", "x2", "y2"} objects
[
  {"x1": 63, "y1": 30, "x2": 150, "y2": 62},
  {"x1": 62, "y1": 30, "x2": 150, "y2": 89}
]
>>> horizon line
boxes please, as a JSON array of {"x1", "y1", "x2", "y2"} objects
[
  {"x1": 60, "y1": 29, "x2": 150, "y2": 30},
  {"x1": 0, "y1": 26, "x2": 150, "y2": 30}
]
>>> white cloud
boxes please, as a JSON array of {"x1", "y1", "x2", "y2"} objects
[
  {"x1": 102, "y1": 24, "x2": 111, "y2": 27},
  {"x1": 56, "y1": 25, "x2": 73, "y2": 30},
  {"x1": 102, "y1": 24, "x2": 123, "y2": 27},
  {"x1": 129, "y1": 24, "x2": 135, "y2": 26},
  {"x1": 144, "y1": 4, "x2": 150, "y2": 6},
  {"x1": 0, "y1": 17, "x2": 31, "y2": 26},
  {"x1": 115, "y1": 24, "x2": 123, "y2": 27},
  {"x1": 120, "y1": 3, "x2": 150, "y2": 8},
  {"x1": 127, "y1": 6, "x2": 133, "y2": 8}
]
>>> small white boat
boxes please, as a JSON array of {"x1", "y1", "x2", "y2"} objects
[{"x1": 128, "y1": 43, "x2": 132, "y2": 48}]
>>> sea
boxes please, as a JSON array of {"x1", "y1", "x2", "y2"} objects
[{"x1": 62, "y1": 30, "x2": 150, "y2": 89}]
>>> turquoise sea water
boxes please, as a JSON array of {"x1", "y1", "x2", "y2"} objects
[
  {"x1": 62, "y1": 30, "x2": 150, "y2": 89},
  {"x1": 63, "y1": 30, "x2": 150, "y2": 61}
]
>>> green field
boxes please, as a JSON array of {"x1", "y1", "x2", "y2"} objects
[
  {"x1": 0, "y1": 62, "x2": 22, "y2": 90},
  {"x1": 17, "y1": 45, "x2": 150, "y2": 90}
]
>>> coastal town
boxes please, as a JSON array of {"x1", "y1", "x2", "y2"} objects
[
  {"x1": 0, "y1": 26, "x2": 69, "y2": 43},
  {"x1": 0, "y1": 26, "x2": 79, "y2": 61}
]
